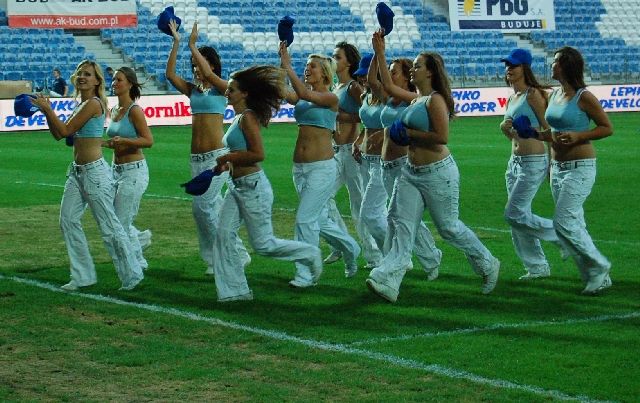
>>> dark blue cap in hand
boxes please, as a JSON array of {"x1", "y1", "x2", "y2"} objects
[
  {"x1": 278, "y1": 15, "x2": 295, "y2": 47},
  {"x1": 376, "y1": 2, "x2": 395, "y2": 36},
  {"x1": 14, "y1": 94, "x2": 39, "y2": 118},
  {"x1": 157, "y1": 6, "x2": 181, "y2": 36},
  {"x1": 512, "y1": 115, "x2": 537, "y2": 138},
  {"x1": 181, "y1": 169, "x2": 220, "y2": 196},
  {"x1": 389, "y1": 119, "x2": 409, "y2": 146}
]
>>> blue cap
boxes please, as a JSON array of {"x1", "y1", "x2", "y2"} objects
[
  {"x1": 181, "y1": 169, "x2": 220, "y2": 196},
  {"x1": 157, "y1": 6, "x2": 181, "y2": 36},
  {"x1": 376, "y1": 2, "x2": 395, "y2": 36},
  {"x1": 14, "y1": 94, "x2": 39, "y2": 117},
  {"x1": 353, "y1": 53, "x2": 374, "y2": 76},
  {"x1": 500, "y1": 48, "x2": 532, "y2": 66},
  {"x1": 278, "y1": 15, "x2": 295, "y2": 47}
]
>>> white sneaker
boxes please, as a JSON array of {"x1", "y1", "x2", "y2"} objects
[
  {"x1": 424, "y1": 266, "x2": 439, "y2": 281},
  {"x1": 582, "y1": 269, "x2": 611, "y2": 295},
  {"x1": 323, "y1": 250, "x2": 342, "y2": 264},
  {"x1": 218, "y1": 291, "x2": 253, "y2": 302},
  {"x1": 205, "y1": 267, "x2": 214, "y2": 276},
  {"x1": 518, "y1": 268, "x2": 550, "y2": 280},
  {"x1": 61, "y1": 281, "x2": 96, "y2": 291},
  {"x1": 60, "y1": 282, "x2": 79, "y2": 291},
  {"x1": 344, "y1": 263, "x2": 358, "y2": 278},
  {"x1": 597, "y1": 275, "x2": 612, "y2": 291},
  {"x1": 138, "y1": 229, "x2": 152, "y2": 251},
  {"x1": 366, "y1": 278, "x2": 398, "y2": 303},
  {"x1": 119, "y1": 276, "x2": 143, "y2": 291},
  {"x1": 482, "y1": 258, "x2": 500, "y2": 294},
  {"x1": 288, "y1": 279, "x2": 316, "y2": 288}
]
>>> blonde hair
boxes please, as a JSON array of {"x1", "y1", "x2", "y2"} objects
[
  {"x1": 308, "y1": 54, "x2": 336, "y2": 88},
  {"x1": 70, "y1": 60, "x2": 108, "y2": 111}
]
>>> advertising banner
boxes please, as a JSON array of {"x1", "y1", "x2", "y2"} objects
[
  {"x1": 2, "y1": 84, "x2": 638, "y2": 132},
  {"x1": 449, "y1": 0, "x2": 556, "y2": 32},
  {"x1": 7, "y1": 0, "x2": 137, "y2": 29}
]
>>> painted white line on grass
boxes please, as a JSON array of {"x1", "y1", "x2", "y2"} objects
[
  {"x1": 1, "y1": 274, "x2": 611, "y2": 403},
  {"x1": 350, "y1": 312, "x2": 640, "y2": 346},
  {"x1": 13, "y1": 180, "x2": 640, "y2": 247}
]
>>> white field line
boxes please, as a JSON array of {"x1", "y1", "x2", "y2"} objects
[
  {"x1": 0, "y1": 274, "x2": 612, "y2": 403},
  {"x1": 350, "y1": 312, "x2": 640, "y2": 347},
  {"x1": 13, "y1": 180, "x2": 640, "y2": 248}
]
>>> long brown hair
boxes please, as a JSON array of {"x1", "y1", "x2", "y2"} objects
[
  {"x1": 335, "y1": 41, "x2": 361, "y2": 79},
  {"x1": 230, "y1": 65, "x2": 286, "y2": 127},
  {"x1": 554, "y1": 46, "x2": 586, "y2": 91},
  {"x1": 419, "y1": 52, "x2": 455, "y2": 118},
  {"x1": 116, "y1": 66, "x2": 143, "y2": 101}
]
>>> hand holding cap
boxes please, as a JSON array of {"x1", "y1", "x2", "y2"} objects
[
  {"x1": 14, "y1": 94, "x2": 40, "y2": 117},
  {"x1": 158, "y1": 6, "x2": 181, "y2": 36}
]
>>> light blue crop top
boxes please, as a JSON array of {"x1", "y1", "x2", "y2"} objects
[
  {"x1": 294, "y1": 99, "x2": 337, "y2": 131},
  {"x1": 74, "y1": 97, "x2": 105, "y2": 138},
  {"x1": 359, "y1": 94, "x2": 385, "y2": 129},
  {"x1": 190, "y1": 86, "x2": 226, "y2": 115},
  {"x1": 380, "y1": 98, "x2": 408, "y2": 128},
  {"x1": 400, "y1": 95, "x2": 431, "y2": 132},
  {"x1": 334, "y1": 80, "x2": 360, "y2": 114},
  {"x1": 545, "y1": 88, "x2": 590, "y2": 132},
  {"x1": 106, "y1": 103, "x2": 138, "y2": 139},
  {"x1": 222, "y1": 113, "x2": 249, "y2": 151},
  {"x1": 504, "y1": 88, "x2": 540, "y2": 127}
]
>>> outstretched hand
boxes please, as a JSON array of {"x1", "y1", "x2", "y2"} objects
[
  {"x1": 372, "y1": 29, "x2": 385, "y2": 54},
  {"x1": 169, "y1": 19, "x2": 180, "y2": 41},
  {"x1": 30, "y1": 93, "x2": 51, "y2": 111},
  {"x1": 189, "y1": 22, "x2": 198, "y2": 47}
]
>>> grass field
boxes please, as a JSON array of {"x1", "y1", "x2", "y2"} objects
[{"x1": 1, "y1": 113, "x2": 639, "y2": 401}]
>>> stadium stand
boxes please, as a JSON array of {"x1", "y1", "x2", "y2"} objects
[{"x1": 0, "y1": 0, "x2": 639, "y2": 93}]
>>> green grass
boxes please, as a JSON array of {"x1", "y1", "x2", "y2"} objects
[{"x1": 1, "y1": 113, "x2": 639, "y2": 401}]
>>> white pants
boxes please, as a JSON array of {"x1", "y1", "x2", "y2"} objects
[
  {"x1": 190, "y1": 149, "x2": 247, "y2": 270},
  {"x1": 113, "y1": 159, "x2": 149, "y2": 269},
  {"x1": 360, "y1": 155, "x2": 389, "y2": 251},
  {"x1": 328, "y1": 143, "x2": 381, "y2": 264},
  {"x1": 60, "y1": 158, "x2": 143, "y2": 287},
  {"x1": 293, "y1": 159, "x2": 361, "y2": 284},
  {"x1": 370, "y1": 155, "x2": 495, "y2": 289},
  {"x1": 213, "y1": 171, "x2": 321, "y2": 300},
  {"x1": 551, "y1": 159, "x2": 610, "y2": 282},
  {"x1": 505, "y1": 154, "x2": 558, "y2": 274},
  {"x1": 382, "y1": 156, "x2": 442, "y2": 271}
]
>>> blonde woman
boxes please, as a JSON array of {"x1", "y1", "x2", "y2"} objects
[
  {"x1": 32, "y1": 60, "x2": 143, "y2": 291},
  {"x1": 279, "y1": 41, "x2": 361, "y2": 287}
]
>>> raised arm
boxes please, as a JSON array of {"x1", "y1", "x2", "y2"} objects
[
  {"x1": 189, "y1": 22, "x2": 228, "y2": 94},
  {"x1": 31, "y1": 95, "x2": 102, "y2": 140},
  {"x1": 367, "y1": 47, "x2": 386, "y2": 102},
  {"x1": 279, "y1": 41, "x2": 338, "y2": 109},
  {"x1": 165, "y1": 19, "x2": 191, "y2": 96},
  {"x1": 373, "y1": 30, "x2": 416, "y2": 103}
]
